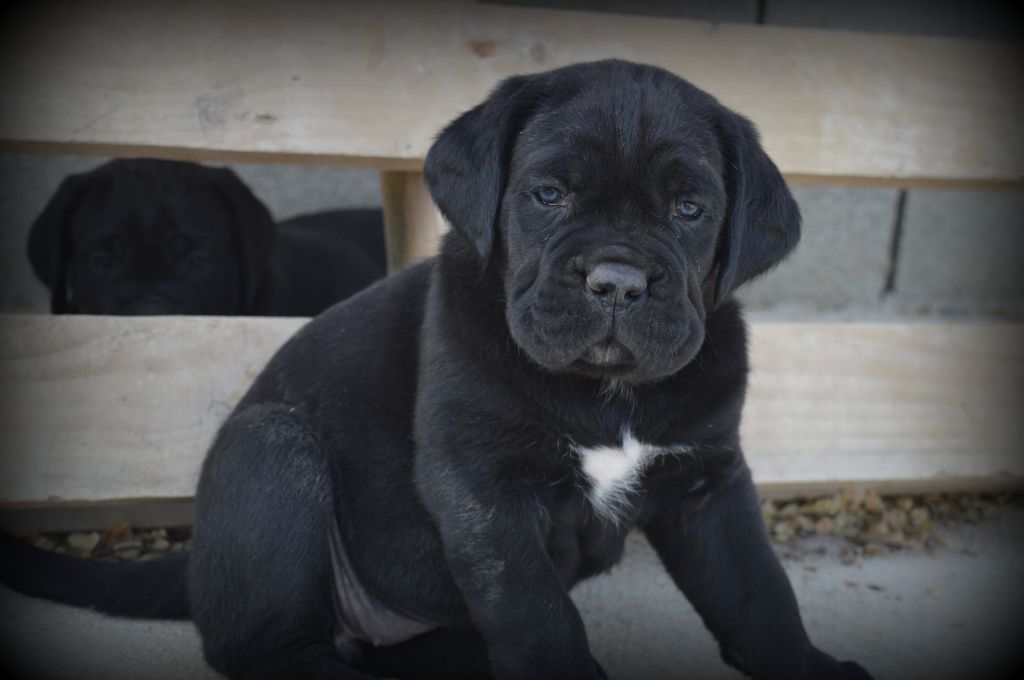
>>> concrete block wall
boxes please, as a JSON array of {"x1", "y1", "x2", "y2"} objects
[
  {"x1": 734, "y1": 187, "x2": 900, "y2": 313},
  {"x1": 892, "y1": 190, "x2": 1024, "y2": 317},
  {"x1": 739, "y1": 187, "x2": 1024, "y2": 318}
]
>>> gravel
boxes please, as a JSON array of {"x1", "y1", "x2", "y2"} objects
[
  {"x1": 26, "y1": 521, "x2": 192, "y2": 562},
  {"x1": 16, "y1": 489, "x2": 1022, "y2": 564},
  {"x1": 762, "y1": 488, "x2": 1021, "y2": 563}
]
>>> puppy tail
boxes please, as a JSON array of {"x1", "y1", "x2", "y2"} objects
[{"x1": 0, "y1": 532, "x2": 190, "y2": 620}]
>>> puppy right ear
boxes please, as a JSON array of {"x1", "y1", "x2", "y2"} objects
[
  {"x1": 424, "y1": 75, "x2": 544, "y2": 260},
  {"x1": 713, "y1": 111, "x2": 801, "y2": 306},
  {"x1": 206, "y1": 167, "x2": 276, "y2": 314},
  {"x1": 28, "y1": 173, "x2": 87, "y2": 314}
]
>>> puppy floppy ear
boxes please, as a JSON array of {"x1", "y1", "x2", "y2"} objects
[
  {"x1": 424, "y1": 75, "x2": 543, "y2": 260},
  {"x1": 28, "y1": 173, "x2": 88, "y2": 314},
  {"x1": 208, "y1": 167, "x2": 276, "y2": 313},
  {"x1": 714, "y1": 112, "x2": 801, "y2": 305}
]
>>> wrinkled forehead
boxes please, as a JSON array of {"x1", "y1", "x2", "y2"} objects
[{"x1": 511, "y1": 78, "x2": 726, "y2": 194}]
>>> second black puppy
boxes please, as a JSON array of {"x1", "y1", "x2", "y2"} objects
[
  {"x1": 3, "y1": 61, "x2": 872, "y2": 679},
  {"x1": 27, "y1": 158, "x2": 386, "y2": 316}
]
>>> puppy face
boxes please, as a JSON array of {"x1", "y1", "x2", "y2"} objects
[
  {"x1": 427, "y1": 60, "x2": 801, "y2": 385},
  {"x1": 500, "y1": 81, "x2": 728, "y2": 382},
  {"x1": 28, "y1": 159, "x2": 275, "y2": 315}
]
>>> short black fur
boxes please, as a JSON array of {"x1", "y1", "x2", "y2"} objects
[{"x1": 4, "y1": 61, "x2": 870, "y2": 680}]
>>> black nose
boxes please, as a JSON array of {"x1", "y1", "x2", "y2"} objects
[{"x1": 586, "y1": 262, "x2": 648, "y2": 306}]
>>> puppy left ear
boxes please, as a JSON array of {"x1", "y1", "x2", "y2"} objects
[
  {"x1": 209, "y1": 167, "x2": 276, "y2": 313},
  {"x1": 714, "y1": 112, "x2": 801, "y2": 305},
  {"x1": 424, "y1": 75, "x2": 543, "y2": 260},
  {"x1": 28, "y1": 173, "x2": 88, "y2": 314}
]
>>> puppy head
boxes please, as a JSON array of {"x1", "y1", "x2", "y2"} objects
[
  {"x1": 425, "y1": 60, "x2": 799, "y2": 384},
  {"x1": 27, "y1": 159, "x2": 275, "y2": 315}
]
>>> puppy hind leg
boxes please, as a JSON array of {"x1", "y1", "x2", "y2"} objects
[{"x1": 188, "y1": 403, "x2": 371, "y2": 680}]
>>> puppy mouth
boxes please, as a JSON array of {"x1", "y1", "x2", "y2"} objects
[
  {"x1": 566, "y1": 338, "x2": 642, "y2": 379},
  {"x1": 580, "y1": 338, "x2": 634, "y2": 367}
]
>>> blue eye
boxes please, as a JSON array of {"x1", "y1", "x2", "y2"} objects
[
  {"x1": 534, "y1": 186, "x2": 565, "y2": 205},
  {"x1": 674, "y1": 201, "x2": 703, "y2": 220}
]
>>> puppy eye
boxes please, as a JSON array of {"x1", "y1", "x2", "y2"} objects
[
  {"x1": 674, "y1": 201, "x2": 703, "y2": 220},
  {"x1": 533, "y1": 186, "x2": 566, "y2": 206}
]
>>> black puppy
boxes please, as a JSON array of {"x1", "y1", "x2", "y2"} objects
[
  {"x1": 2, "y1": 61, "x2": 871, "y2": 679},
  {"x1": 27, "y1": 158, "x2": 386, "y2": 316}
]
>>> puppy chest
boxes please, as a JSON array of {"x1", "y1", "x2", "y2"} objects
[{"x1": 572, "y1": 431, "x2": 693, "y2": 524}]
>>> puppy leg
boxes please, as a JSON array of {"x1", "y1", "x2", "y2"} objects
[
  {"x1": 644, "y1": 463, "x2": 872, "y2": 680},
  {"x1": 416, "y1": 449, "x2": 604, "y2": 680},
  {"x1": 189, "y1": 403, "x2": 371, "y2": 680}
]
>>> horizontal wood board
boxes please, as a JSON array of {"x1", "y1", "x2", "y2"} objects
[
  {"x1": 1, "y1": 314, "x2": 1021, "y2": 506},
  {"x1": 1, "y1": 1, "x2": 1022, "y2": 186}
]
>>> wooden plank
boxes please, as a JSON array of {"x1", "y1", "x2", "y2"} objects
[
  {"x1": 1, "y1": 1, "x2": 1021, "y2": 187},
  {"x1": 743, "y1": 321, "x2": 1024, "y2": 493},
  {"x1": 381, "y1": 171, "x2": 449, "y2": 272},
  {"x1": 0, "y1": 315, "x2": 304, "y2": 506},
  {"x1": 1, "y1": 315, "x2": 1021, "y2": 507},
  {"x1": 0, "y1": 501, "x2": 195, "y2": 534}
]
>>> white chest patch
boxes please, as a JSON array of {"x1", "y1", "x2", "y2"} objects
[{"x1": 573, "y1": 430, "x2": 692, "y2": 524}]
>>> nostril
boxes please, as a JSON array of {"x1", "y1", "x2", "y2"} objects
[{"x1": 586, "y1": 262, "x2": 649, "y2": 304}]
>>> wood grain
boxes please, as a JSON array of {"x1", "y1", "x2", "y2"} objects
[
  {"x1": 0, "y1": 315, "x2": 304, "y2": 505},
  {"x1": 381, "y1": 171, "x2": 449, "y2": 272},
  {"x1": 1, "y1": 315, "x2": 1021, "y2": 507},
  {"x1": 1, "y1": 0, "x2": 1021, "y2": 186},
  {"x1": 743, "y1": 321, "x2": 1024, "y2": 492}
]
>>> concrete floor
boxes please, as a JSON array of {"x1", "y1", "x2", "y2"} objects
[{"x1": 2, "y1": 510, "x2": 1023, "y2": 680}]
